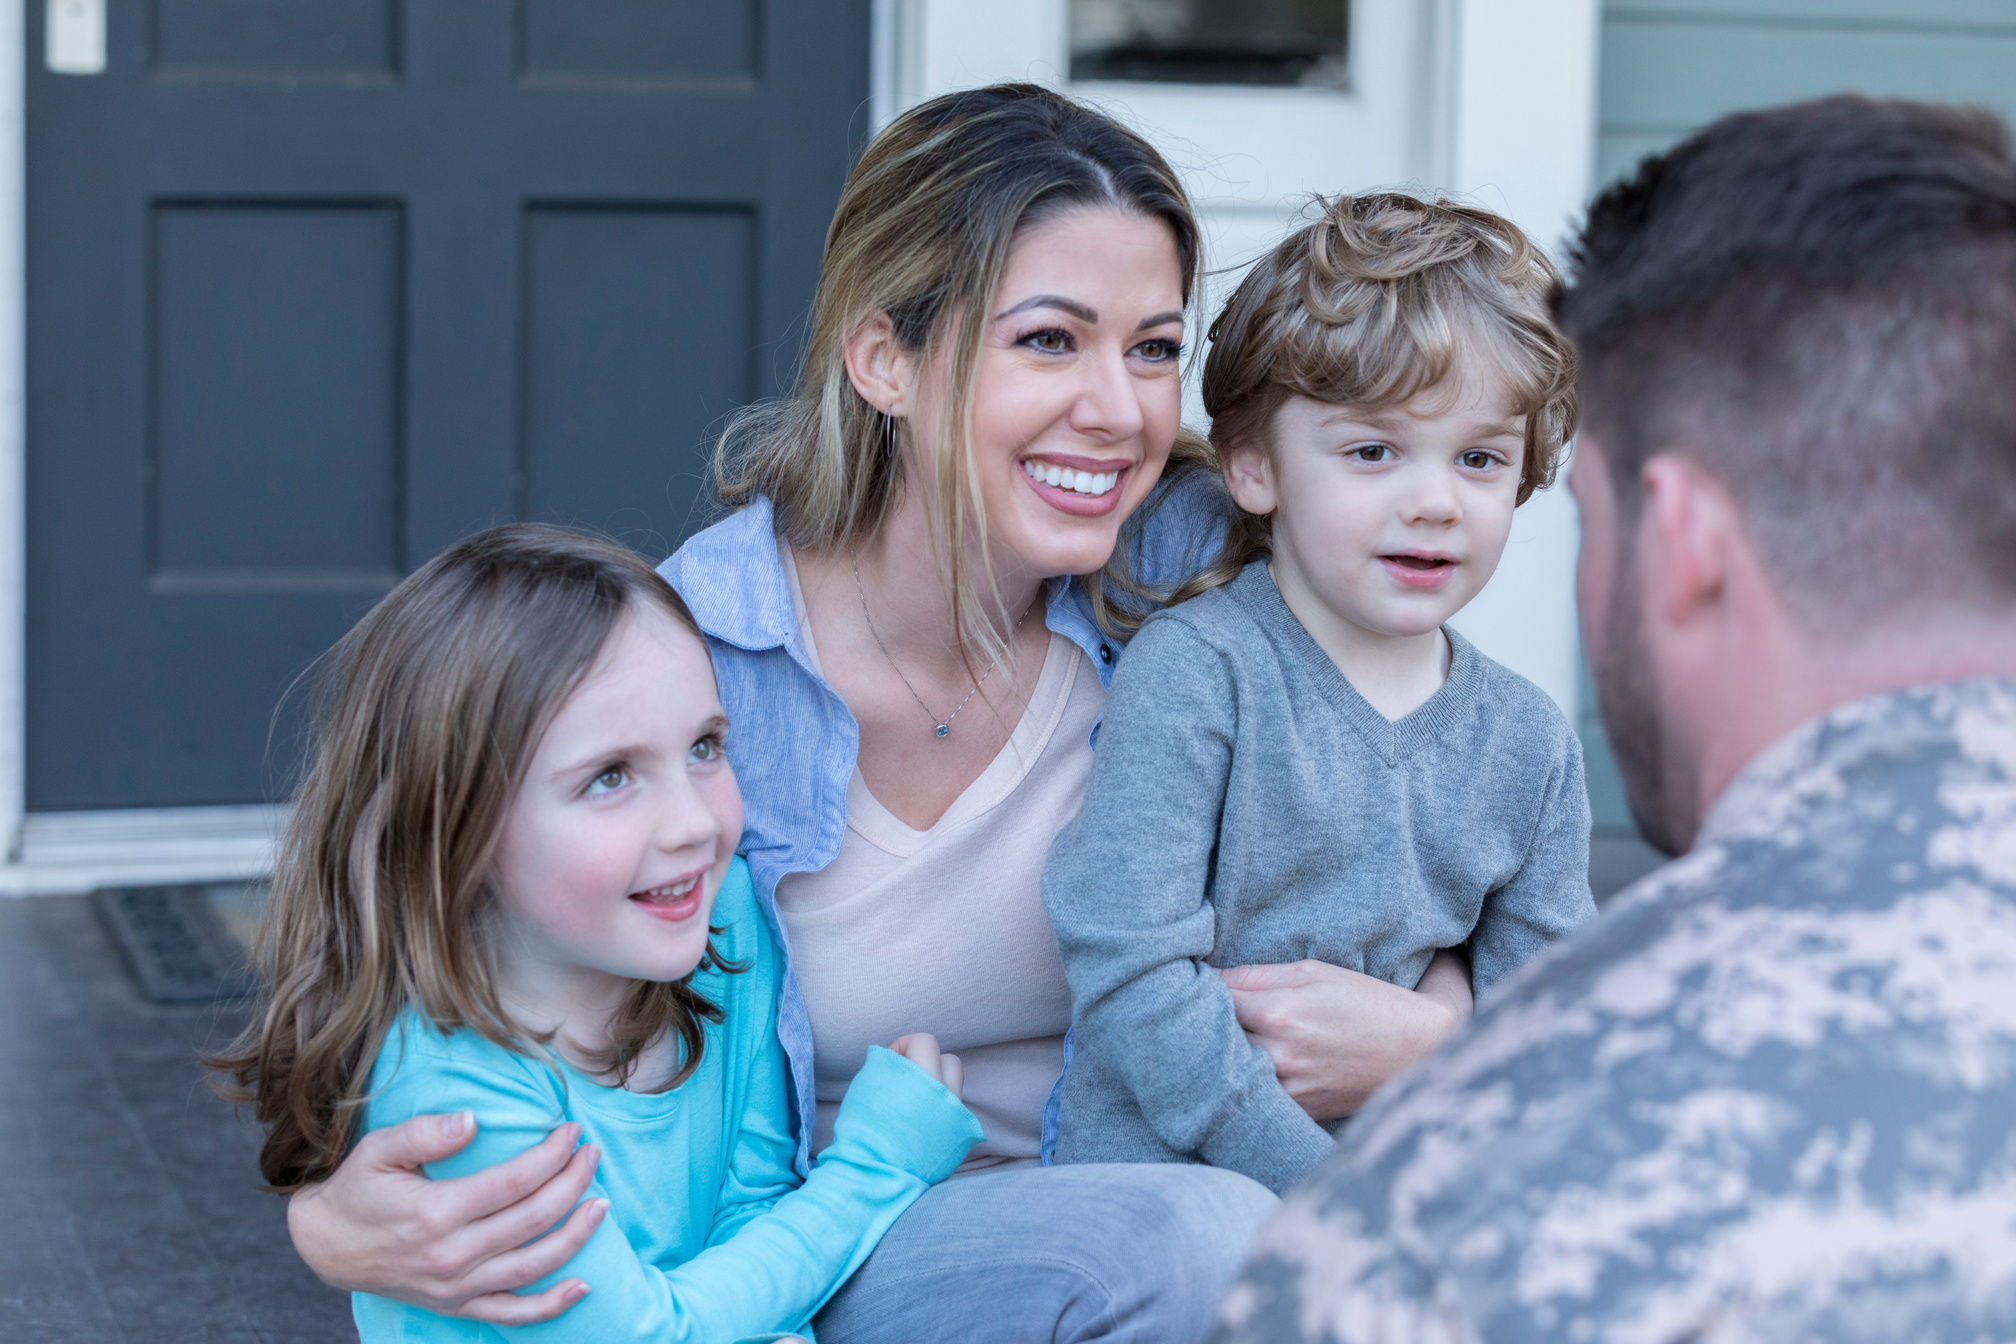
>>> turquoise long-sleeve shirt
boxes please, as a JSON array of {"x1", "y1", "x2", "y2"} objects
[{"x1": 351, "y1": 858, "x2": 984, "y2": 1343}]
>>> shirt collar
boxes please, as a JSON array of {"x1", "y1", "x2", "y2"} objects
[
  {"x1": 1697, "y1": 675, "x2": 2016, "y2": 849},
  {"x1": 659, "y1": 498, "x2": 799, "y2": 655}
]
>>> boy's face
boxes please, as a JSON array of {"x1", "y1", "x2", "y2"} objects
[{"x1": 1224, "y1": 376, "x2": 1525, "y2": 642}]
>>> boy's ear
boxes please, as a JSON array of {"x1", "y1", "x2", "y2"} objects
[{"x1": 1220, "y1": 438, "x2": 1279, "y2": 518}]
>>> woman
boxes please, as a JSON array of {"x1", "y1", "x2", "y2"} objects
[{"x1": 285, "y1": 84, "x2": 1472, "y2": 1342}]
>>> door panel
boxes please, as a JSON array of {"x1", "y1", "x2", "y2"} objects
[
  {"x1": 518, "y1": 0, "x2": 757, "y2": 83},
  {"x1": 152, "y1": 202, "x2": 403, "y2": 586},
  {"x1": 152, "y1": 0, "x2": 401, "y2": 77},
  {"x1": 29, "y1": 0, "x2": 871, "y2": 810},
  {"x1": 521, "y1": 206, "x2": 755, "y2": 549}
]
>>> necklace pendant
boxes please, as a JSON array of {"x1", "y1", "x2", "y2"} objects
[{"x1": 934, "y1": 723, "x2": 951, "y2": 738}]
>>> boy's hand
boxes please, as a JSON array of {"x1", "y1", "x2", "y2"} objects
[{"x1": 888, "y1": 1032, "x2": 964, "y2": 1097}]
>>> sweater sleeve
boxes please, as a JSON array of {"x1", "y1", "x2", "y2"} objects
[
  {"x1": 1469, "y1": 722, "x2": 1598, "y2": 998},
  {"x1": 356, "y1": 1040, "x2": 978, "y2": 1344},
  {"x1": 1042, "y1": 616, "x2": 1335, "y2": 1195}
]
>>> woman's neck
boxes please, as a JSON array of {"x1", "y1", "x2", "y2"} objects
[
  {"x1": 806, "y1": 484, "x2": 1045, "y2": 673},
  {"x1": 792, "y1": 484, "x2": 1053, "y2": 830}
]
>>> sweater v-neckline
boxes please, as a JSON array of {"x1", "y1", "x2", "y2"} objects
[{"x1": 1234, "y1": 561, "x2": 1483, "y2": 767}]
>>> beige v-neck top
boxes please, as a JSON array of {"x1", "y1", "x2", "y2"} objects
[{"x1": 776, "y1": 548, "x2": 1106, "y2": 1173}]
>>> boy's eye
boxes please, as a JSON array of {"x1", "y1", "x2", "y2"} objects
[
  {"x1": 1020, "y1": 328, "x2": 1072, "y2": 354},
  {"x1": 587, "y1": 766, "x2": 627, "y2": 795},
  {"x1": 1461, "y1": 450, "x2": 1500, "y2": 470},
  {"x1": 1350, "y1": 443, "x2": 1393, "y2": 463}
]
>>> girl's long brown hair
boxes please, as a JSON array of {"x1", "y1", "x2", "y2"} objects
[{"x1": 211, "y1": 525, "x2": 734, "y2": 1192}]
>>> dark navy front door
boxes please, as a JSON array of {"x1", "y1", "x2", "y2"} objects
[{"x1": 28, "y1": 0, "x2": 869, "y2": 811}]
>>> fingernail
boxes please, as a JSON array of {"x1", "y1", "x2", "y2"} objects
[
  {"x1": 589, "y1": 1198, "x2": 610, "y2": 1223},
  {"x1": 440, "y1": 1111, "x2": 473, "y2": 1141},
  {"x1": 568, "y1": 1281, "x2": 591, "y2": 1303}
]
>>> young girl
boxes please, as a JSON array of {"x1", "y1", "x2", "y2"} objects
[{"x1": 214, "y1": 525, "x2": 982, "y2": 1342}]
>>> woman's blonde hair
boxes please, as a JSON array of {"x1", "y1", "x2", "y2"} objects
[
  {"x1": 715, "y1": 82, "x2": 1214, "y2": 651},
  {"x1": 1200, "y1": 192, "x2": 1580, "y2": 577},
  {"x1": 211, "y1": 525, "x2": 736, "y2": 1192}
]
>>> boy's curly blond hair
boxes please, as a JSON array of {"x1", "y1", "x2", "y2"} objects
[{"x1": 1197, "y1": 193, "x2": 1578, "y2": 579}]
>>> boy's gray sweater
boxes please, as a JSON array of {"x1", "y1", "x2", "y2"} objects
[{"x1": 1043, "y1": 561, "x2": 1594, "y2": 1194}]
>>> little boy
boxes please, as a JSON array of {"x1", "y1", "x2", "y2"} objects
[{"x1": 1042, "y1": 194, "x2": 1595, "y2": 1195}]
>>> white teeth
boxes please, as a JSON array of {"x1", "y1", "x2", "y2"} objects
[{"x1": 1022, "y1": 462, "x2": 1119, "y2": 496}]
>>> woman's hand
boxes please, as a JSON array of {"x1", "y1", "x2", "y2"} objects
[
  {"x1": 1219, "y1": 949, "x2": 1473, "y2": 1122},
  {"x1": 287, "y1": 1111, "x2": 607, "y2": 1323},
  {"x1": 889, "y1": 1033, "x2": 964, "y2": 1097}
]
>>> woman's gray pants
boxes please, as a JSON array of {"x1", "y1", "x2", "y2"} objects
[{"x1": 814, "y1": 1162, "x2": 1279, "y2": 1343}]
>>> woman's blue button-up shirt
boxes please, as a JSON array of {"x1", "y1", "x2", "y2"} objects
[{"x1": 656, "y1": 478, "x2": 1230, "y2": 1172}]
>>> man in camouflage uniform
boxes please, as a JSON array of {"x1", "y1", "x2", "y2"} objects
[{"x1": 1214, "y1": 97, "x2": 2016, "y2": 1343}]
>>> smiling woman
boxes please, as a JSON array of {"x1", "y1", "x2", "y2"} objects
[{"x1": 280, "y1": 85, "x2": 1477, "y2": 1344}]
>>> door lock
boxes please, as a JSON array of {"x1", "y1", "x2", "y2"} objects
[{"x1": 47, "y1": 0, "x2": 106, "y2": 76}]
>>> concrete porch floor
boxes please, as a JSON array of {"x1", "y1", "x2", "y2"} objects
[{"x1": 0, "y1": 894, "x2": 353, "y2": 1343}]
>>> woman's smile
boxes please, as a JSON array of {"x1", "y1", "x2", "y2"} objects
[{"x1": 1020, "y1": 455, "x2": 1130, "y2": 517}]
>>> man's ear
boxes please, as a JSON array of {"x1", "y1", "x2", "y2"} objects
[
  {"x1": 1639, "y1": 454, "x2": 1740, "y2": 631},
  {"x1": 842, "y1": 313, "x2": 917, "y2": 417},
  {"x1": 1220, "y1": 437, "x2": 1279, "y2": 519}
]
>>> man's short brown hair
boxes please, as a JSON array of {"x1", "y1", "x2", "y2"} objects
[
  {"x1": 1557, "y1": 96, "x2": 2016, "y2": 621},
  {"x1": 1203, "y1": 193, "x2": 1579, "y2": 507}
]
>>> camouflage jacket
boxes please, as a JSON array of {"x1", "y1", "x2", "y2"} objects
[{"x1": 1215, "y1": 677, "x2": 2016, "y2": 1344}]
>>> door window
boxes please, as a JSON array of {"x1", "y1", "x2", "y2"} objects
[{"x1": 1070, "y1": 0, "x2": 1348, "y2": 88}]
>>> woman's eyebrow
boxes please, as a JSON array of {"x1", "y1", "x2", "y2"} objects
[
  {"x1": 1135, "y1": 309, "x2": 1183, "y2": 331},
  {"x1": 996, "y1": 294, "x2": 1097, "y2": 323}
]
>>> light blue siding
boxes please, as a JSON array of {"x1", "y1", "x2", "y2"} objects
[
  {"x1": 1598, "y1": 1, "x2": 2016, "y2": 187},
  {"x1": 1582, "y1": 0, "x2": 2016, "y2": 832}
]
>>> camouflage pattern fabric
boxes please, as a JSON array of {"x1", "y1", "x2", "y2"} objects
[{"x1": 1214, "y1": 677, "x2": 2016, "y2": 1344}]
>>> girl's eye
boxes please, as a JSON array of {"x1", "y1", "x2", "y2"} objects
[
  {"x1": 1350, "y1": 443, "x2": 1393, "y2": 463},
  {"x1": 587, "y1": 766, "x2": 627, "y2": 795},
  {"x1": 1020, "y1": 328, "x2": 1072, "y2": 354},
  {"x1": 689, "y1": 736, "x2": 722, "y2": 765},
  {"x1": 1461, "y1": 450, "x2": 1501, "y2": 470},
  {"x1": 1133, "y1": 338, "x2": 1182, "y2": 363}
]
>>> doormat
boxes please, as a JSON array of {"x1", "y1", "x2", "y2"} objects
[{"x1": 93, "y1": 884, "x2": 259, "y2": 1004}]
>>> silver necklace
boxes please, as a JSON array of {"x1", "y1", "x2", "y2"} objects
[{"x1": 851, "y1": 558, "x2": 1031, "y2": 740}]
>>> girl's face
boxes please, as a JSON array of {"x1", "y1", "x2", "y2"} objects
[
  {"x1": 916, "y1": 205, "x2": 1187, "y2": 583},
  {"x1": 487, "y1": 603, "x2": 743, "y2": 1015}
]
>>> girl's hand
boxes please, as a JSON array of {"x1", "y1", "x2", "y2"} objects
[
  {"x1": 1218, "y1": 949, "x2": 1472, "y2": 1122},
  {"x1": 888, "y1": 1033, "x2": 964, "y2": 1098},
  {"x1": 287, "y1": 1111, "x2": 607, "y2": 1323}
]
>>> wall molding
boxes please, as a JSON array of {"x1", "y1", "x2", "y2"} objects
[{"x1": 2, "y1": 804, "x2": 282, "y2": 897}]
